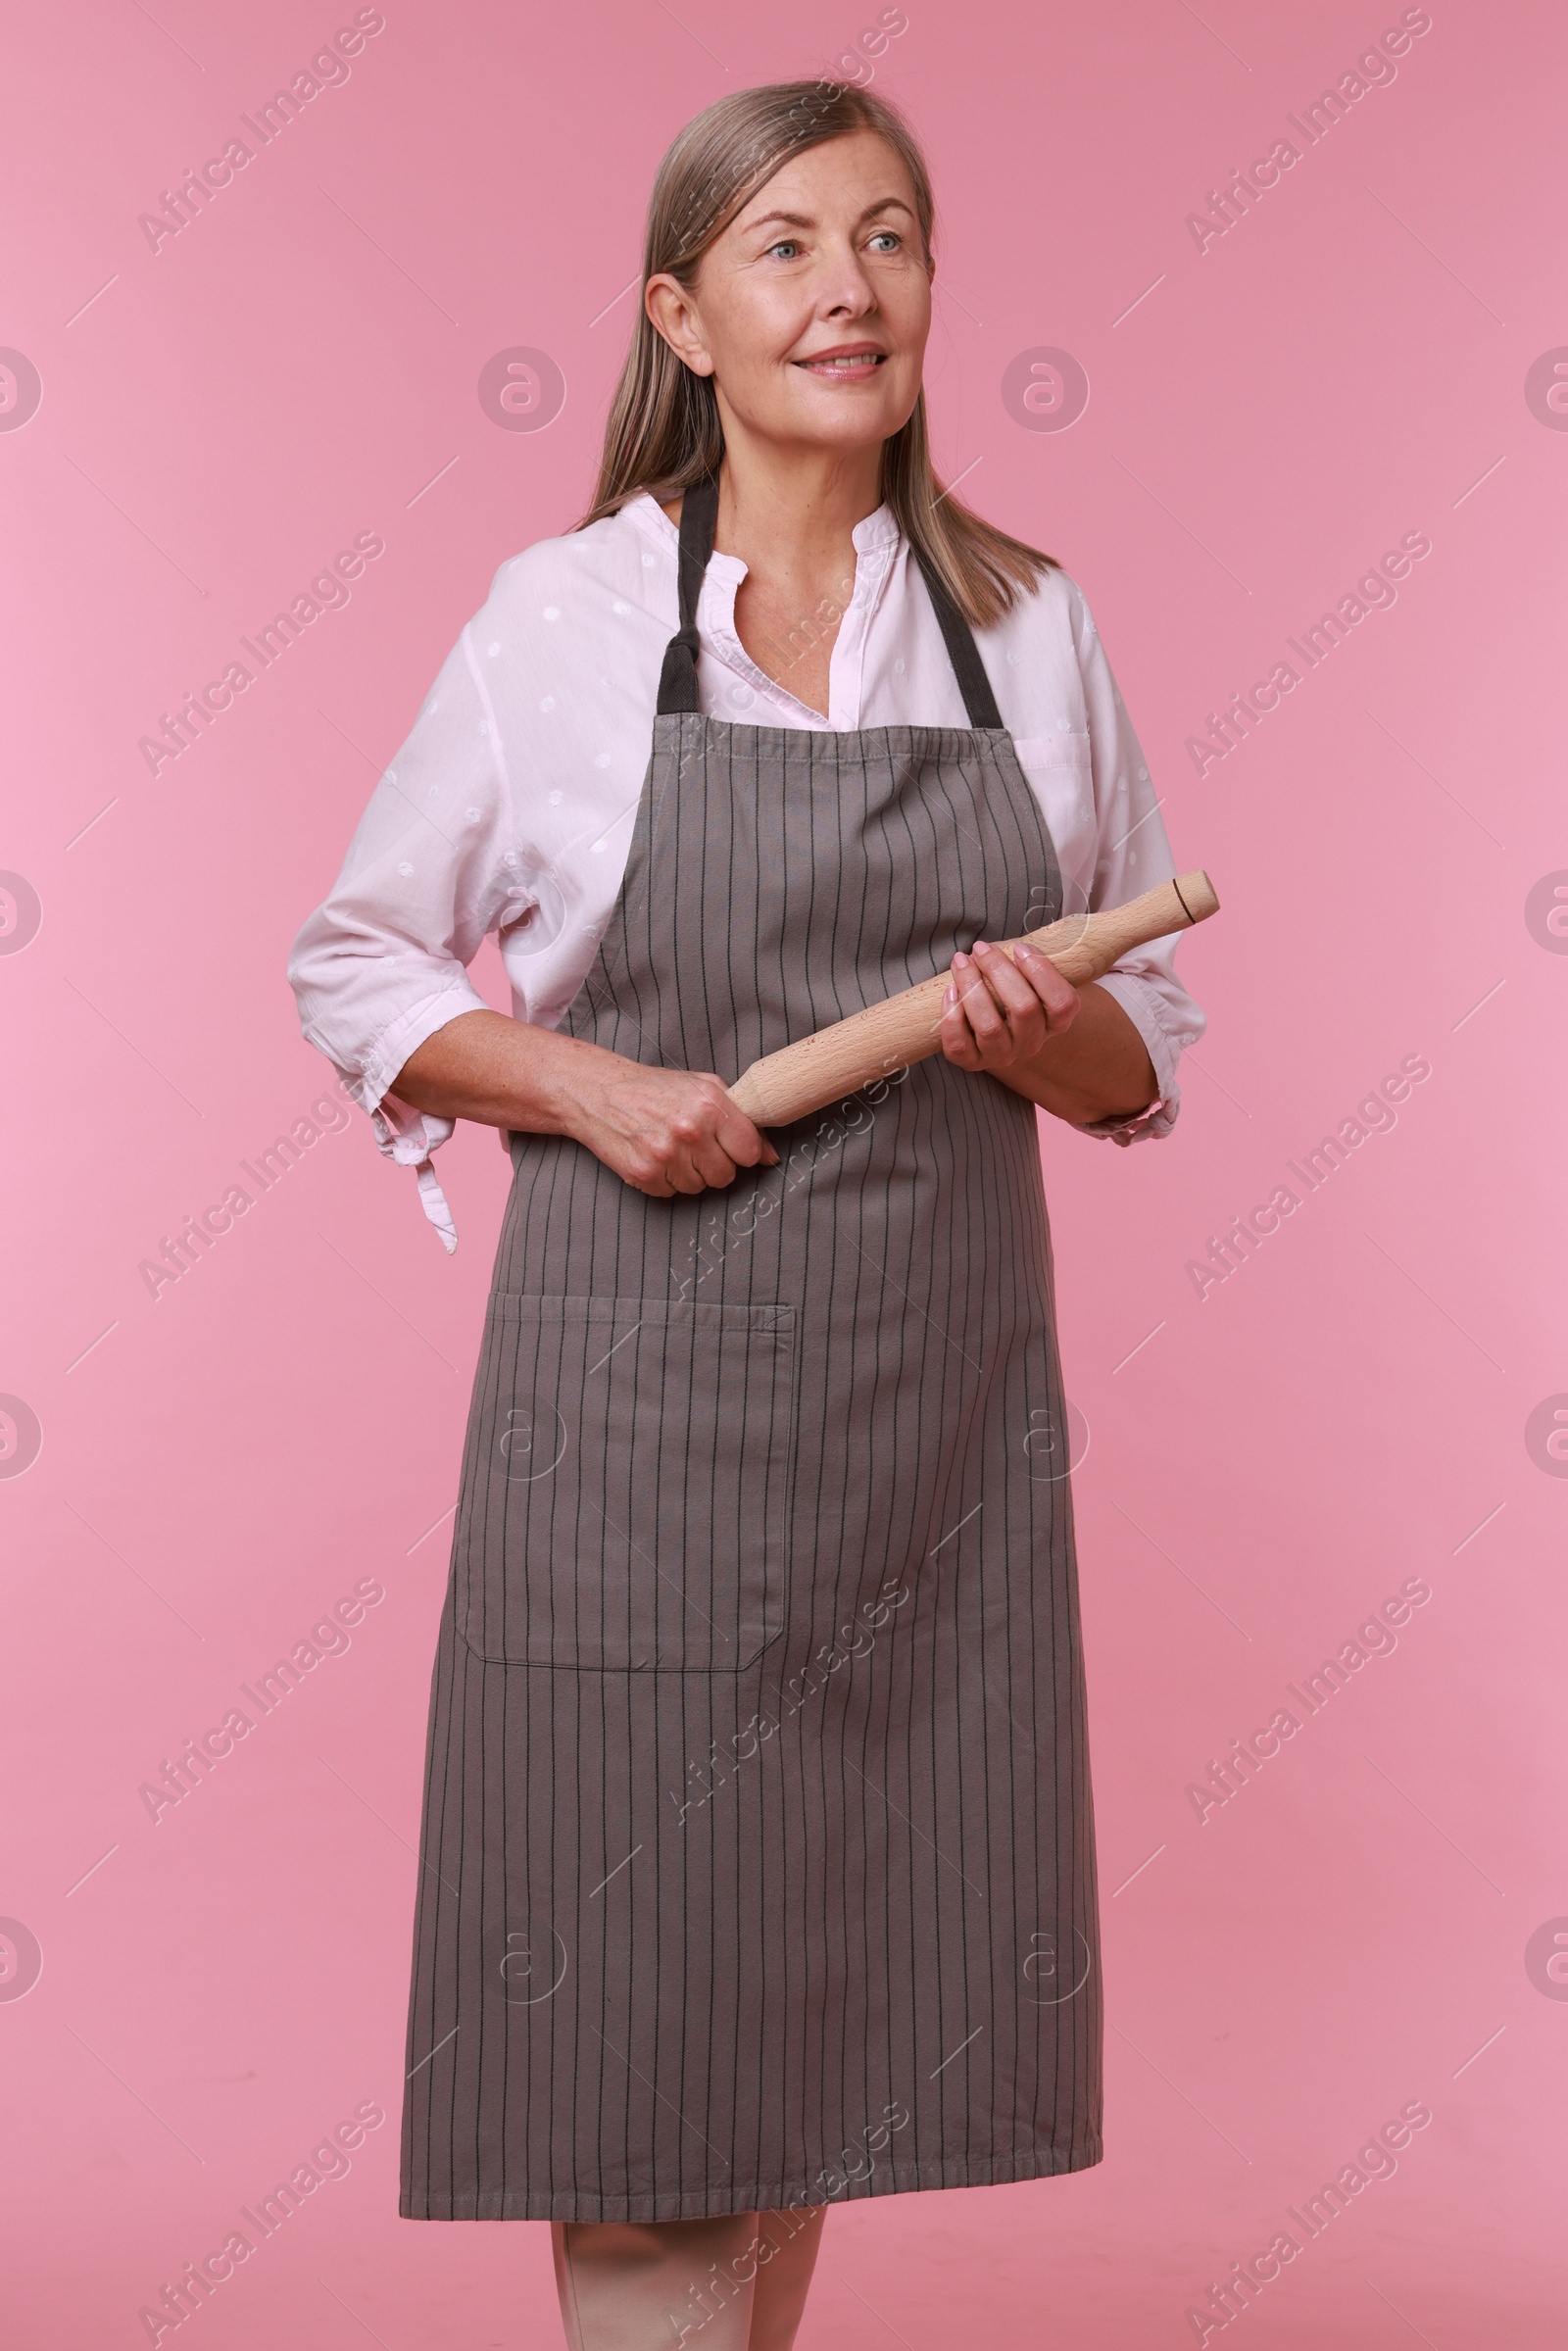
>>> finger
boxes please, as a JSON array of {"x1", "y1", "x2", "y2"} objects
[
  {"x1": 970, "y1": 940, "x2": 1052, "y2": 1032},
  {"x1": 968, "y1": 950, "x2": 1050, "y2": 1062},
  {"x1": 653, "y1": 1125, "x2": 733, "y2": 1192},
  {"x1": 658, "y1": 1097, "x2": 735, "y2": 1189},
  {"x1": 655, "y1": 1139, "x2": 714, "y2": 1194},
  {"x1": 686, "y1": 1137, "x2": 743, "y2": 1192},
  {"x1": 714, "y1": 1102, "x2": 780, "y2": 1168},
  {"x1": 939, "y1": 996, "x2": 983, "y2": 1063},
  {"x1": 1010, "y1": 940, "x2": 1081, "y2": 1025},
  {"x1": 692, "y1": 1078, "x2": 781, "y2": 1169},
  {"x1": 950, "y1": 951, "x2": 1009, "y2": 1047},
  {"x1": 938, "y1": 979, "x2": 983, "y2": 1065}
]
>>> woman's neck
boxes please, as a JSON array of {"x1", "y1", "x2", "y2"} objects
[
  {"x1": 719, "y1": 432, "x2": 883, "y2": 563},
  {"x1": 660, "y1": 433, "x2": 886, "y2": 715},
  {"x1": 664, "y1": 428, "x2": 883, "y2": 566}
]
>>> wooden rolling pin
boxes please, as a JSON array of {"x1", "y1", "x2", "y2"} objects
[{"x1": 727, "y1": 870, "x2": 1218, "y2": 1128}]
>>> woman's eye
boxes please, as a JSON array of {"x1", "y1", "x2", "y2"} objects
[
  {"x1": 868, "y1": 231, "x2": 902, "y2": 253},
  {"x1": 766, "y1": 239, "x2": 802, "y2": 261}
]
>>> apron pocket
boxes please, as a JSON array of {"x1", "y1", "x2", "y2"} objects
[{"x1": 454, "y1": 1294, "x2": 796, "y2": 1672}]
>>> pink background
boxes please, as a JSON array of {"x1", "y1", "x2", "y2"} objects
[{"x1": 3, "y1": 1, "x2": 1564, "y2": 2342}]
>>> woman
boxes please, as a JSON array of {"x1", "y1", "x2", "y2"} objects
[{"x1": 290, "y1": 79, "x2": 1204, "y2": 2351}]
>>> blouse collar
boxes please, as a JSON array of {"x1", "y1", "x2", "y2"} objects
[
  {"x1": 624, "y1": 488, "x2": 901, "y2": 559},
  {"x1": 621, "y1": 488, "x2": 901, "y2": 729}
]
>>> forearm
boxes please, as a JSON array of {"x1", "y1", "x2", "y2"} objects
[
  {"x1": 388, "y1": 1008, "x2": 606, "y2": 1137},
  {"x1": 388, "y1": 1007, "x2": 777, "y2": 1197},
  {"x1": 994, "y1": 981, "x2": 1157, "y2": 1126}
]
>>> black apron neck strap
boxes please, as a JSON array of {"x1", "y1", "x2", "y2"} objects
[
  {"x1": 655, "y1": 471, "x2": 720, "y2": 714},
  {"x1": 655, "y1": 469, "x2": 1004, "y2": 731}
]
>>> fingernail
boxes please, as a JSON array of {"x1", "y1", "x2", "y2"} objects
[
  {"x1": 944, "y1": 983, "x2": 956, "y2": 1008},
  {"x1": 954, "y1": 952, "x2": 970, "y2": 969},
  {"x1": 973, "y1": 939, "x2": 991, "y2": 953}
]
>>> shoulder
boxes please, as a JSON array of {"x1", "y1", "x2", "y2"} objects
[
  {"x1": 975, "y1": 559, "x2": 1098, "y2": 662},
  {"x1": 478, "y1": 496, "x2": 671, "y2": 631},
  {"x1": 966, "y1": 558, "x2": 1103, "y2": 727}
]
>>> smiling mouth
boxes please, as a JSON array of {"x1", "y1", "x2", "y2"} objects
[{"x1": 795, "y1": 351, "x2": 887, "y2": 375}]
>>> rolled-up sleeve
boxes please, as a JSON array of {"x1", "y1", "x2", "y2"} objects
[
  {"x1": 1068, "y1": 585, "x2": 1207, "y2": 1145},
  {"x1": 287, "y1": 614, "x2": 516, "y2": 1243}
]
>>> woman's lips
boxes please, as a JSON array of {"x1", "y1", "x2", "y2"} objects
[{"x1": 794, "y1": 351, "x2": 887, "y2": 379}]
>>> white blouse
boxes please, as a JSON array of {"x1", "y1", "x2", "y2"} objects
[{"x1": 288, "y1": 493, "x2": 1206, "y2": 1249}]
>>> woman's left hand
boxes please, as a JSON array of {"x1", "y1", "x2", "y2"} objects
[{"x1": 938, "y1": 938, "x2": 1080, "y2": 1076}]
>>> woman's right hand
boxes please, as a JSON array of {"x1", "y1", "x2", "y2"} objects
[
  {"x1": 561, "y1": 1054, "x2": 779, "y2": 1197},
  {"x1": 390, "y1": 1011, "x2": 778, "y2": 1198}
]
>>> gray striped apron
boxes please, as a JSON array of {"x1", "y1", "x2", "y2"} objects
[{"x1": 401, "y1": 477, "x2": 1102, "y2": 2223}]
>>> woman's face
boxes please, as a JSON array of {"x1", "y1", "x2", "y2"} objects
[{"x1": 647, "y1": 129, "x2": 932, "y2": 459}]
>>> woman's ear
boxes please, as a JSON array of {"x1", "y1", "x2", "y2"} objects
[{"x1": 645, "y1": 274, "x2": 715, "y2": 377}]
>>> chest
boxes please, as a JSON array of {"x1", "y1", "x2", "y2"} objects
[
  {"x1": 731, "y1": 569, "x2": 853, "y2": 720},
  {"x1": 580, "y1": 714, "x2": 1064, "y2": 1070}
]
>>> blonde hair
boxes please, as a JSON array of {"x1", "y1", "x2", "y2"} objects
[{"x1": 579, "y1": 80, "x2": 1056, "y2": 628}]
